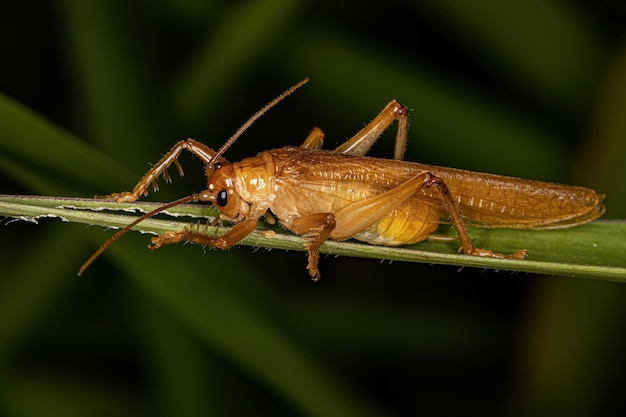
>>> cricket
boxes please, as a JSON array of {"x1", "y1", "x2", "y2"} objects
[{"x1": 78, "y1": 78, "x2": 605, "y2": 279}]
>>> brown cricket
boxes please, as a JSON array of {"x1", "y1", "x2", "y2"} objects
[{"x1": 78, "y1": 78, "x2": 605, "y2": 279}]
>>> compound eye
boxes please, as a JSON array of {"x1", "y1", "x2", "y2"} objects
[{"x1": 216, "y1": 190, "x2": 228, "y2": 207}]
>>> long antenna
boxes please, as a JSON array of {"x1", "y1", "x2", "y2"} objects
[
  {"x1": 210, "y1": 77, "x2": 309, "y2": 165},
  {"x1": 78, "y1": 194, "x2": 202, "y2": 276}
]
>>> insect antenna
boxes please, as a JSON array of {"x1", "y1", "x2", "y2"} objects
[
  {"x1": 78, "y1": 193, "x2": 204, "y2": 276},
  {"x1": 210, "y1": 77, "x2": 309, "y2": 165}
]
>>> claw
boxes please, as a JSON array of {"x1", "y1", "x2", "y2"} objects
[
  {"x1": 467, "y1": 247, "x2": 528, "y2": 260},
  {"x1": 150, "y1": 231, "x2": 184, "y2": 249}
]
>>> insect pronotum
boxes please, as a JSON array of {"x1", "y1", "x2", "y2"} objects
[{"x1": 79, "y1": 78, "x2": 605, "y2": 280}]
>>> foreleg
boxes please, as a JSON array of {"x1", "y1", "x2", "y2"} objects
[{"x1": 105, "y1": 139, "x2": 227, "y2": 203}]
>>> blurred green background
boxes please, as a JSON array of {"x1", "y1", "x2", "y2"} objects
[{"x1": 1, "y1": 1, "x2": 626, "y2": 416}]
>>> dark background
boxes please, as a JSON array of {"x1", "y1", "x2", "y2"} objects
[{"x1": 1, "y1": 1, "x2": 626, "y2": 416}]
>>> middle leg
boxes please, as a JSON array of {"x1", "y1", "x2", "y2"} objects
[{"x1": 150, "y1": 218, "x2": 259, "y2": 250}]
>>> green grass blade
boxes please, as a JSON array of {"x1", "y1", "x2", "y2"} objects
[
  {"x1": 172, "y1": 0, "x2": 305, "y2": 125},
  {"x1": 57, "y1": 0, "x2": 163, "y2": 169},
  {"x1": 1, "y1": 195, "x2": 624, "y2": 281},
  {"x1": 0, "y1": 93, "x2": 135, "y2": 194}
]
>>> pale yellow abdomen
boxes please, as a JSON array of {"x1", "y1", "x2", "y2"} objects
[{"x1": 353, "y1": 201, "x2": 440, "y2": 246}]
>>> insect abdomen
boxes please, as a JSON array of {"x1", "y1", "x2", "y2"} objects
[{"x1": 353, "y1": 200, "x2": 440, "y2": 245}]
